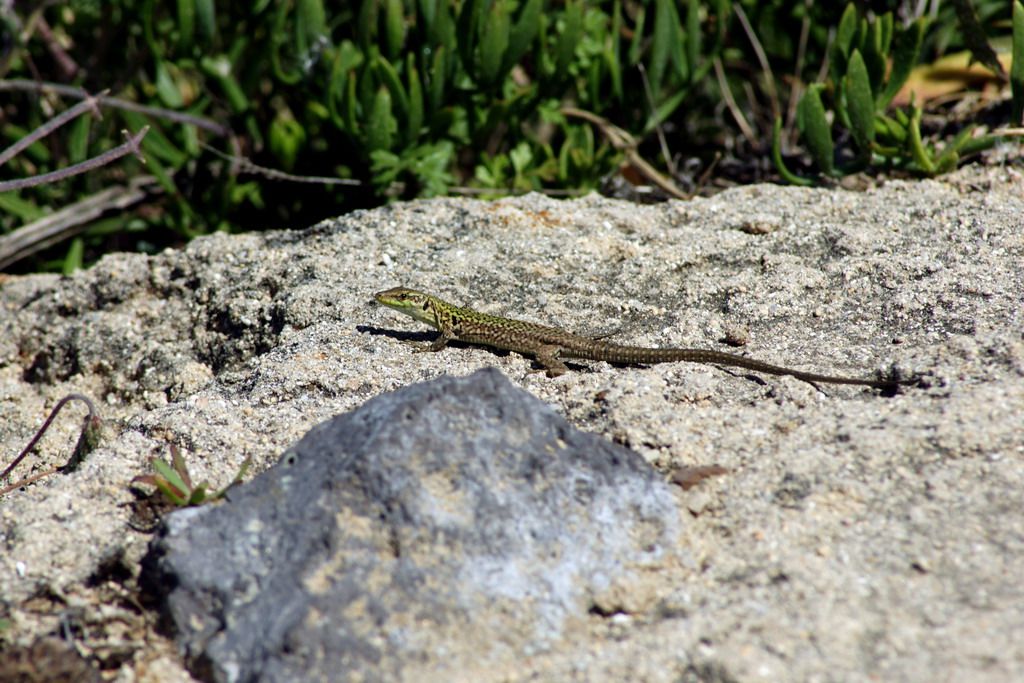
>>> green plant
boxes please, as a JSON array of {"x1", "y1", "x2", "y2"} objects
[
  {"x1": 775, "y1": 2, "x2": 1005, "y2": 184},
  {"x1": 2, "y1": 1, "x2": 733, "y2": 272},
  {"x1": 131, "y1": 445, "x2": 250, "y2": 507}
]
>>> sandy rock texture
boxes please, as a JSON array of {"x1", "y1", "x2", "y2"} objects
[{"x1": 1, "y1": 164, "x2": 1022, "y2": 681}]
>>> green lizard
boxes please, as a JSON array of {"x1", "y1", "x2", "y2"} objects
[{"x1": 374, "y1": 286, "x2": 904, "y2": 388}]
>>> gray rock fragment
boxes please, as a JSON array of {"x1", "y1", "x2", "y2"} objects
[{"x1": 142, "y1": 368, "x2": 682, "y2": 683}]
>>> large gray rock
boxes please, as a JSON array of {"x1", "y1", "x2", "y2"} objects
[{"x1": 142, "y1": 368, "x2": 682, "y2": 683}]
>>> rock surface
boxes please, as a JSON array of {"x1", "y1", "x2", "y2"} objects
[
  {"x1": 142, "y1": 368, "x2": 681, "y2": 683},
  {"x1": 1, "y1": 164, "x2": 1023, "y2": 681}
]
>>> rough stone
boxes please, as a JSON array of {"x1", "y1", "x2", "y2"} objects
[
  {"x1": 1, "y1": 165, "x2": 1022, "y2": 681},
  {"x1": 142, "y1": 369, "x2": 682, "y2": 683}
]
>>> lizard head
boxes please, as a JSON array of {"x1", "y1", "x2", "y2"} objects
[{"x1": 374, "y1": 287, "x2": 439, "y2": 327}]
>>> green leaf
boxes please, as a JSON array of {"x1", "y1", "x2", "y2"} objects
[
  {"x1": 685, "y1": 0, "x2": 701, "y2": 80},
  {"x1": 406, "y1": 53, "x2": 424, "y2": 144},
  {"x1": 646, "y1": 85, "x2": 690, "y2": 133},
  {"x1": 154, "y1": 478, "x2": 188, "y2": 506},
  {"x1": 907, "y1": 104, "x2": 936, "y2": 175},
  {"x1": 374, "y1": 54, "x2": 409, "y2": 122},
  {"x1": 201, "y1": 55, "x2": 249, "y2": 113},
  {"x1": 171, "y1": 448, "x2": 193, "y2": 489},
  {"x1": 297, "y1": 0, "x2": 327, "y2": 57},
  {"x1": 269, "y1": 111, "x2": 306, "y2": 171},
  {"x1": 670, "y1": 1, "x2": 689, "y2": 84},
  {"x1": 628, "y1": 6, "x2": 645, "y2": 66},
  {"x1": 141, "y1": 0, "x2": 163, "y2": 59},
  {"x1": 366, "y1": 87, "x2": 397, "y2": 151},
  {"x1": 344, "y1": 71, "x2": 360, "y2": 134},
  {"x1": 425, "y1": 0, "x2": 455, "y2": 53},
  {"x1": 456, "y1": 0, "x2": 485, "y2": 77},
  {"x1": 177, "y1": 0, "x2": 196, "y2": 52},
  {"x1": 152, "y1": 458, "x2": 190, "y2": 499},
  {"x1": 479, "y1": 0, "x2": 510, "y2": 85},
  {"x1": 876, "y1": 113, "x2": 906, "y2": 144},
  {"x1": 155, "y1": 60, "x2": 184, "y2": 108},
  {"x1": 271, "y1": 2, "x2": 302, "y2": 84},
  {"x1": 956, "y1": 133, "x2": 999, "y2": 156},
  {"x1": 556, "y1": 0, "x2": 583, "y2": 76},
  {"x1": 409, "y1": 141, "x2": 455, "y2": 196},
  {"x1": 503, "y1": 0, "x2": 541, "y2": 74},
  {"x1": 831, "y1": 3, "x2": 858, "y2": 79},
  {"x1": 69, "y1": 114, "x2": 90, "y2": 164},
  {"x1": 772, "y1": 117, "x2": 814, "y2": 186},
  {"x1": 934, "y1": 124, "x2": 975, "y2": 172},
  {"x1": 188, "y1": 483, "x2": 210, "y2": 505},
  {"x1": 384, "y1": 0, "x2": 405, "y2": 61},
  {"x1": 63, "y1": 237, "x2": 84, "y2": 275},
  {"x1": 862, "y1": 13, "x2": 889, "y2": 89},
  {"x1": 649, "y1": 0, "x2": 678, "y2": 97},
  {"x1": 878, "y1": 18, "x2": 925, "y2": 109},
  {"x1": 358, "y1": 0, "x2": 379, "y2": 52},
  {"x1": 1012, "y1": 0, "x2": 1024, "y2": 124},
  {"x1": 427, "y1": 45, "x2": 447, "y2": 115},
  {"x1": 326, "y1": 41, "x2": 364, "y2": 130},
  {"x1": 509, "y1": 141, "x2": 533, "y2": 175},
  {"x1": 951, "y1": 0, "x2": 1005, "y2": 77},
  {"x1": 0, "y1": 193, "x2": 44, "y2": 221},
  {"x1": 843, "y1": 50, "x2": 875, "y2": 155},
  {"x1": 418, "y1": 0, "x2": 436, "y2": 30},
  {"x1": 878, "y1": 11, "x2": 893, "y2": 56},
  {"x1": 796, "y1": 84, "x2": 834, "y2": 176},
  {"x1": 195, "y1": 0, "x2": 216, "y2": 42},
  {"x1": 608, "y1": 0, "x2": 623, "y2": 99}
]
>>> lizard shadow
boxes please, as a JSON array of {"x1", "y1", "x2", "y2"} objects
[
  {"x1": 358, "y1": 324, "x2": 441, "y2": 345},
  {"x1": 358, "y1": 324, "x2": 517, "y2": 357}
]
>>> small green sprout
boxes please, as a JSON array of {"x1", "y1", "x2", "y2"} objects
[{"x1": 131, "y1": 445, "x2": 251, "y2": 507}]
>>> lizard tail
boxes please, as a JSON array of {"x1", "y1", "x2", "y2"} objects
[{"x1": 560, "y1": 344, "x2": 897, "y2": 388}]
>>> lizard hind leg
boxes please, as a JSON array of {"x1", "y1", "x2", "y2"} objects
[{"x1": 534, "y1": 345, "x2": 570, "y2": 377}]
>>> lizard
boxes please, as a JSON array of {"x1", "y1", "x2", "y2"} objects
[{"x1": 373, "y1": 286, "x2": 906, "y2": 388}]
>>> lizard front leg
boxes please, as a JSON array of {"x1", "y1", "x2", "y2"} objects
[{"x1": 414, "y1": 329, "x2": 455, "y2": 353}]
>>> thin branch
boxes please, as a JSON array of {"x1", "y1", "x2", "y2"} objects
[
  {"x1": 0, "y1": 466, "x2": 60, "y2": 497},
  {"x1": 785, "y1": 2, "x2": 813, "y2": 134},
  {"x1": 0, "y1": 90, "x2": 106, "y2": 167},
  {"x1": 713, "y1": 57, "x2": 757, "y2": 145},
  {"x1": 0, "y1": 175, "x2": 158, "y2": 270},
  {"x1": 0, "y1": 78, "x2": 229, "y2": 136},
  {"x1": 1, "y1": 394, "x2": 99, "y2": 484},
  {"x1": 199, "y1": 143, "x2": 362, "y2": 185},
  {"x1": 694, "y1": 151, "x2": 722, "y2": 195},
  {"x1": 636, "y1": 63, "x2": 677, "y2": 177},
  {"x1": 0, "y1": 126, "x2": 148, "y2": 193},
  {"x1": 733, "y1": 3, "x2": 781, "y2": 123},
  {"x1": 35, "y1": 15, "x2": 80, "y2": 80},
  {"x1": 561, "y1": 107, "x2": 689, "y2": 200}
]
